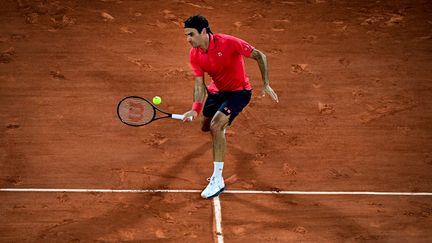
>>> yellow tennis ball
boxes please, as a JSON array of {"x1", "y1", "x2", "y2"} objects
[{"x1": 152, "y1": 96, "x2": 162, "y2": 105}]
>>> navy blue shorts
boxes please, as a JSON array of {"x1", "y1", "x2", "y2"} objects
[{"x1": 203, "y1": 90, "x2": 252, "y2": 125}]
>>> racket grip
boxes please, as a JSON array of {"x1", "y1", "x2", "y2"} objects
[
  {"x1": 171, "y1": 114, "x2": 184, "y2": 120},
  {"x1": 172, "y1": 114, "x2": 193, "y2": 121}
]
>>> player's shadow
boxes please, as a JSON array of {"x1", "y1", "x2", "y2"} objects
[
  {"x1": 147, "y1": 140, "x2": 212, "y2": 188},
  {"x1": 37, "y1": 141, "x2": 213, "y2": 241},
  {"x1": 226, "y1": 146, "x2": 382, "y2": 240}
]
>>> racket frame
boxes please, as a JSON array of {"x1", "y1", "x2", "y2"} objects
[{"x1": 117, "y1": 96, "x2": 180, "y2": 127}]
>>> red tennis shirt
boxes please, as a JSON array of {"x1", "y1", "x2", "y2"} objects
[{"x1": 189, "y1": 34, "x2": 254, "y2": 93}]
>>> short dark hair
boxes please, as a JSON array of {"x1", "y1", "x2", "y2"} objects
[{"x1": 184, "y1": 15, "x2": 213, "y2": 34}]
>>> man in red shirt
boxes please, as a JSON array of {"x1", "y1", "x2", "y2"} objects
[{"x1": 182, "y1": 15, "x2": 278, "y2": 199}]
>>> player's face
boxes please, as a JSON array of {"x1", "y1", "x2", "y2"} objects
[{"x1": 184, "y1": 28, "x2": 205, "y2": 48}]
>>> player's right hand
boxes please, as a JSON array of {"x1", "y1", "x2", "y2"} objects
[{"x1": 182, "y1": 110, "x2": 197, "y2": 122}]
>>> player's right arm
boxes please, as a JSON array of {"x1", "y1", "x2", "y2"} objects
[
  {"x1": 193, "y1": 76, "x2": 206, "y2": 103},
  {"x1": 183, "y1": 48, "x2": 206, "y2": 121},
  {"x1": 183, "y1": 76, "x2": 206, "y2": 121}
]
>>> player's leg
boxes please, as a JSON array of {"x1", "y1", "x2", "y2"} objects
[
  {"x1": 210, "y1": 90, "x2": 252, "y2": 161},
  {"x1": 210, "y1": 111, "x2": 230, "y2": 162},
  {"x1": 201, "y1": 92, "x2": 220, "y2": 132},
  {"x1": 201, "y1": 116, "x2": 211, "y2": 132},
  {"x1": 201, "y1": 111, "x2": 229, "y2": 199},
  {"x1": 201, "y1": 90, "x2": 252, "y2": 199}
]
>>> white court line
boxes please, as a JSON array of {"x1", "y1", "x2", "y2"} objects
[
  {"x1": 224, "y1": 190, "x2": 432, "y2": 196},
  {"x1": 2, "y1": 188, "x2": 431, "y2": 243},
  {"x1": 213, "y1": 196, "x2": 224, "y2": 243},
  {"x1": 0, "y1": 188, "x2": 431, "y2": 196},
  {"x1": 0, "y1": 188, "x2": 200, "y2": 193}
]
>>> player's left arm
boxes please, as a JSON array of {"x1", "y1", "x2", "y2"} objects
[{"x1": 249, "y1": 49, "x2": 279, "y2": 103}]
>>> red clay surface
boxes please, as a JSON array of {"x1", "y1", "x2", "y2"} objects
[{"x1": 1, "y1": 0, "x2": 432, "y2": 242}]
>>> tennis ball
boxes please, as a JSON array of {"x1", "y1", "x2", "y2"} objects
[{"x1": 152, "y1": 96, "x2": 162, "y2": 105}]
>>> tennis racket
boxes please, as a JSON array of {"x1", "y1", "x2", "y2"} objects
[{"x1": 117, "y1": 96, "x2": 188, "y2": 126}]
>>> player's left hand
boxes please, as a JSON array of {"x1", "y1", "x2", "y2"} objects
[{"x1": 262, "y1": 84, "x2": 279, "y2": 103}]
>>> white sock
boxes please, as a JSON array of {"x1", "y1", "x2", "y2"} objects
[{"x1": 212, "y1": 161, "x2": 224, "y2": 178}]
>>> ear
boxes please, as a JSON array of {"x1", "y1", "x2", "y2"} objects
[{"x1": 201, "y1": 28, "x2": 207, "y2": 35}]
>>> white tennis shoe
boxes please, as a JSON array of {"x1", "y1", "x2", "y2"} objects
[{"x1": 201, "y1": 176, "x2": 225, "y2": 199}]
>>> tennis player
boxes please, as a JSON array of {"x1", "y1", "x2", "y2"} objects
[{"x1": 182, "y1": 15, "x2": 278, "y2": 199}]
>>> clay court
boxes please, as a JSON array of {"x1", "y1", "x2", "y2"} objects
[{"x1": 1, "y1": 0, "x2": 432, "y2": 242}]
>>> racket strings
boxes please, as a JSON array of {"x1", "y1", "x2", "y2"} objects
[{"x1": 118, "y1": 98, "x2": 154, "y2": 126}]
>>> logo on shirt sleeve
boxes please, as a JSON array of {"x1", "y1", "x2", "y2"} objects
[{"x1": 218, "y1": 51, "x2": 223, "y2": 56}]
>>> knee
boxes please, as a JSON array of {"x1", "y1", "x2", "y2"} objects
[{"x1": 210, "y1": 120, "x2": 225, "y2": 135}]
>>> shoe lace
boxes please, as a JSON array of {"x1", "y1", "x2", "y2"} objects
[{"x1": 206, "y1": 176, "x2": 223, "y2": 186}]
